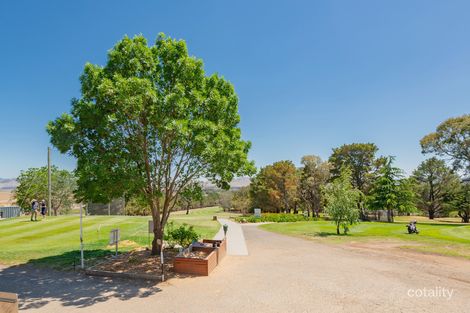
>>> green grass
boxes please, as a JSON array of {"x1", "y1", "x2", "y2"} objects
[
  {"x1": 0, "y1": 207, "x2": 237, "y2": 268},
  {"x1": 260, "y1": 218, "x2": 470, "y2": 259}
]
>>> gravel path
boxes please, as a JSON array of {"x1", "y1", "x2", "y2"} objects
[{"x1": 1, "y1": 224, "x2": 469, "y2": 312}]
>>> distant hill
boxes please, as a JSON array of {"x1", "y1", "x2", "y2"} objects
[{"x1": 0, "y1": 178, "x2": 17, "y2": 191}]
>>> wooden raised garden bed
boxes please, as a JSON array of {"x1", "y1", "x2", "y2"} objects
[
  {"x1": 203, "y1": 239, "x2": 226, "y2": 263},
  {"x1": 173, "y1": 245, "x2": 218, "y2": 276}
]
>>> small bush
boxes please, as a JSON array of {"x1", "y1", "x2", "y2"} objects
[
  {"x1": 235, "y1": 213, "x2": 316, "y2": 223},
  {"x1": 164, "y1": 221, "x2": 200, "y2": 248}
]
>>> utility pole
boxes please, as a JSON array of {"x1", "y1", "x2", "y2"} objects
[{"x1": 48, "y1": 147, "x2": 52, "y2": 216}]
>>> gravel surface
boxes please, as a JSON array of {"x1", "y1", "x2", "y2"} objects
[{"x1": 1, "y1": 224, "x2": 469, "y2": 312}]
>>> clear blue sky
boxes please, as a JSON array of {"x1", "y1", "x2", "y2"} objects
[{"x1": 1, "y1": 0, "x2": 469, "y2": 178}]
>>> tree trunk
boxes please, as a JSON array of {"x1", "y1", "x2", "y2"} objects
[
  {"x1": 428, "y1": 209, "x2": 435, "y2": 220},
  {"x1": 151, "y1": 226, "x2": 164, "y2": 255},
  {"x1": 336, "y1": 224, "x2": 340, "y2": 235},
  {"x1": 53, "y1": 208, "x2": 58, "y2": 216},
  {"x1": 459, "y1": 211, "x2": 469, "y2": 223},
  {"x1": 186, "y1": 206, "x2": 190, "y2": 215},
  {"x1": 387, "y1": 209, "x2": 393, "y2": 223}
]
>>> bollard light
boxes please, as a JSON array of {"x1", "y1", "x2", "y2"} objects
[{"x1": 223, "y1": 224, "x2": 228, "y2": 237}]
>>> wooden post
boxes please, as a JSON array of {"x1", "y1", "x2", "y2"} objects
[{"x1": 0, "y1": 292, "x2": 18, "y2": 313}]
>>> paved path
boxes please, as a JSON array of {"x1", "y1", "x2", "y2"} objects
[
  {"x1": 1, "y1": 224, "x2": 470, "y2": 312},
  {"x1": 214, "y1": 218, "x2": 248, "y2": 255}
]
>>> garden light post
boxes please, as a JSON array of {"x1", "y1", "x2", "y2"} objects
[{"x1": 223, "y1": 224, "x2": 228, "y2": 238}]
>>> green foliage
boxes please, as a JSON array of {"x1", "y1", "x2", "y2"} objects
[
  {"x1": 164, "y1": 221, "x2": 200, "y2": 248},
  {"x1": 14, "y1": 166, "x2": 76, "y2": 215},
  {"x1": 235, "y1": 213, "x2": 312, "y2": 223},
  {"x1": 179, "y1": 181, "x2": 203, "y2": 214},
  {"x1": 232, "y1": 186, "x2": 251, "y2": 213},
  {"x1": 367, "y1": 157, "x2": 416, "y2": 222},
  {"x1": 47, "y1": 34, "x2": 254, "y2": 253},
  {"x1": 421, "y1": 114, "x2": 470, "y2": 174},
  {"x1": 412, "y1": 157, "x2": 460, "y2": 219},
  {"x1": 329, "y1": 143, "x2": 379, "y2": 192},
  {"x1": 323, "y1": 169, "x2": 361, "y2": 234},
  {"x1": 250, "y1": 160, "x2": 298, "y2": 213},
  {"x1": 298, "y1": 155, "x2": 330, "y2": 217},
  {"x1": 452, "y1": 182, "x2": 470, "y2": 223},
  {"x1": 124, "y1": 196, "x2": 152, "y2": 216}
]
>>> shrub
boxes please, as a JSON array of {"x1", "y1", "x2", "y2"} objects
[{"x1": 164, "y1": 221, "x2": 200, "y2": 248}]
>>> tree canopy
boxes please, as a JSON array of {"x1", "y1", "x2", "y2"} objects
[
  {"x1": 323, "y1": 169, "x2": 361, "y2": 235},
  {"x1": 250, "y1": 160, "x2": 298, "y2": 213},
  {"x1": 412, "y1": 157, "x2": 460, "y2": 219},
  {"x1": 47, "y1": 34, "x2": 254, "y2": 253},
  {"x1": 367, "y1": 157, "x2": 416, "y2": 222},
  {"x1": 329, "y1": 143, "x2": 379, "y2": 192},
  {"x1": 298, "y1": 155, "x2": 330, "y2": 217},
  {"x1": 421, "y1": 114, "x2": 470, "y2": 175},
  {"x1": 14, "y1": 166, "x2": 76, "y2": 215}
]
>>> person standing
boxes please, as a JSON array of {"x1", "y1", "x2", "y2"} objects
[
  {"x1": 40, "y1": 199, "x2": 47, "y2": 219},
  {"x1": 30, "y1": 200, "x2": 38, "y2": 221}
]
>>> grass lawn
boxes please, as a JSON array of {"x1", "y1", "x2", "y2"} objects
[
  {"x1": 0, "y1": 207, "x2": 237, "y2": 268},
  {"x1": 260, "y1": 217, "x2": 470, "y2": 259}
]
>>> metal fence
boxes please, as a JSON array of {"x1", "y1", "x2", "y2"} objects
[{"x1": 0, "y1": 206, "x2": 21, "y2": 219}]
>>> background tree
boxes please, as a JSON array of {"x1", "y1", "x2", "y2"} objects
[
  {"x1": 412, "y1": 157, "x2": 460, "y2": 219},
  {"x1": 232, "y1": 186, "x2": 251, "y2": 214},
  {"x1": 47, "y1": 34, "x2": 254, "y2": 254},
  {"x1": 421, "y1": 114, "x2": 470, "y2": 175},
  {"x1": 15, "y1": 166, "x2": 76, "y2": 215},
  {"x1": 201, "y1": 190, "x2": 221, "y2": 207},
  {"x1": 452, "y1": 181, "x2": 470, "y2": 223},
  {"x1": 250, "y1": 161, "x2": 298, "y2": 213},
  {"x1": 218, "y1": 190, "x2": 233, "y2": 211},
  {"x1": 329, "y1": 143, "x2": 379, "y2": 219},
  {"x1": 323, "y1": 169, "x2": 361, "y2": 235},
  {"x1": 367, "y1": 157, "x2": 416, "y2": 222},
  {"x1": 298, "y1": 155, "x2": 330, "y2": 217},
  {"x1": 179, "y1": 181, "x2": 203, "y2": 215}
]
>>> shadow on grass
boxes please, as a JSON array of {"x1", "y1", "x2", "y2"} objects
[
  {"x1": 0, "y1": 249, "x2": 162, "y2": 310},
  {"x1": 304, "y1": 232, "x2": 349, "y2": 237}
]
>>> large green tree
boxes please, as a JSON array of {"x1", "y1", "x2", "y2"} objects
[
  {"x1": 367, "y1": 157, "x2": 416, "y2": 222},
  {"x1": 329, "y1": 143, "x2": 380, "y2": 219},
  {"x1": 298, "y1": 155, "x2": 330, "y2": 217},
  {"x1": 47, "y1": 34, "x2": 254, "y2": 254},
  {"x1": 250, "y1": 161, "x2": 298, "y2": 213},
  {"x1": 412, "y1": 157, "x2": 460, "y2": 219},
  {"x1": 15, "y1": 166, "x2": 76, "y2": 215},
  {"x1": 421, "y1": 114, "x2": 470, "y2": 174},
  {"x1": 323, "y1": 169, "x2": 361, "y2": 235},
  {"x1": 452, "y1": 181, "x2": 470, "y2": 223},
  {"x1": 329, "y1": 143, "x2": 379, "y2": 191}
]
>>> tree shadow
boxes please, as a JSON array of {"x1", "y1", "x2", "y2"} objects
[
  {"x1": 304, "y1": 232, "x2": 345, "y2": 237},
  {"x1": 0, "y1": 250, "x2": 162, "y2": 310}
]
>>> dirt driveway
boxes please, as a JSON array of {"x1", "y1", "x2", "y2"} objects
[{"x1": 1, "y1": 224, "x2": 469, "y2": 312}]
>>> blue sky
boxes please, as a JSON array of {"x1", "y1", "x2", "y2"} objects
[{"x1": 0, "y1": 0, "x2": 469, "y2": 178}]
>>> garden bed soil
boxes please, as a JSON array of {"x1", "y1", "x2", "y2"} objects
[{"x1": 88, "y1": 247, "x2": 179, "y2": 280}]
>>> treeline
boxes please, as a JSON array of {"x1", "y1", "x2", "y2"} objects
[{"x1": 218, "y1": 114, "x2": 470, "y2": 223}]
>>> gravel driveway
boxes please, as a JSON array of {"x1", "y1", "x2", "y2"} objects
[{"x1": 1, "y1": 224, "x2": 469, "y2": 312}]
